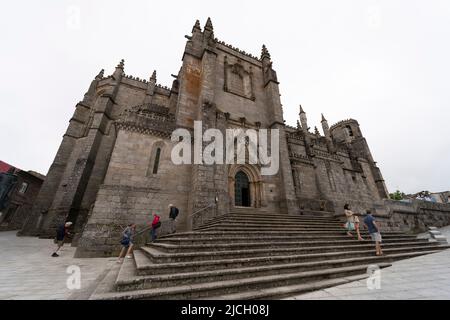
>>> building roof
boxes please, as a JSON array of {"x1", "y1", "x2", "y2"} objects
[
  {"x1": 26, "y1": 170, "x2": 46, "y2": 181},
  {"x1": 0, "y1": 160, "x2": 45, "y2": 180},
  {"x1": 0, "y1": 160, "x2": 16, "y2": 173}
]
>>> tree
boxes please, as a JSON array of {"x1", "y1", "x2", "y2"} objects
[{"x1": 389, "y1": 190, "x2": 405, "y2": 200}]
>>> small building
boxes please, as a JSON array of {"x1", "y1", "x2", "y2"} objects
[
  {"x1": 0, "y1": 161, "x2": 45, "y2": 231},
  {"x1": 430, "y1": 191, "x2": 450, "y2": 204},
  {"x1": 405, "y1": 190, "x2": 450, "y2": 204}
]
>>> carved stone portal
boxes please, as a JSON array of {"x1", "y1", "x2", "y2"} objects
[{"x1": 228, "y1": 164, "x2": 263, "y2": 208}]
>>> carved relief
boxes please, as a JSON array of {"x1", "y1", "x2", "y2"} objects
[{"x1": 224, "y1": 56, "x2": 255, "y2": 100}]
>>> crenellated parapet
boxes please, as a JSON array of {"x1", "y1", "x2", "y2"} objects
[
  {"x1": 329, "y1": 118, "x2": 359, "y2": 131},
  {"x1": 155, "y1": 83, "x2": 172, "y2": 94},
  {"x1": 116, "y1": 103, "x2": 176, "y2": 137},
  {"x1": 215, "y1": 38, "x2": 261, "y2": 62}
]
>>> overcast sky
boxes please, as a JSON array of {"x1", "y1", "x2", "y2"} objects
[{"x1": 1, "y1": 0, "x2": 449, "y2": 194}]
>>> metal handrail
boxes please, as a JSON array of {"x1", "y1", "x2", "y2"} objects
[
  {"x1": 190, "y1": 203, "x2": 216, "y2": 217},
  {"x1": 130, "y1": 225, "x2": 154, "y2": 240},
  {"x1": 125, "y1": 204, "x2": 216, "y2": 240}
]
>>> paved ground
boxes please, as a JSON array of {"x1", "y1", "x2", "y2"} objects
[
  {"x1": 0, "y1": 231, "x2": 114, "y2": 300},
  {"x1": 285, "y1": 226, "x2": 450, "y2": 300},
  {"x1": 1, "y1": 227, "x2": 450, "y2": 300}
]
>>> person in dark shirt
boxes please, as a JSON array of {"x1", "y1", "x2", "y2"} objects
[
  {"x1": 168, "y1": 204, "x2": 179, "y2": 234},
  {"x1": 117, "y1": 223, "x2": 136, "y2": 263},
  {"x1": 363, "y1": 210, "x2": 384, "y2": 256},
  {"x1": 51, "y1": 222, "x2": 73, "y2": 257}
]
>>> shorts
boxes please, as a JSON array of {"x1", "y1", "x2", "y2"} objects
[{"x1": 370, "y1": 232, "x2": 382, "y2": 242}]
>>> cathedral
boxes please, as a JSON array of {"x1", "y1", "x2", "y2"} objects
[{"x1": 20, "y1": 18, "x2": 389, "y2": 257}]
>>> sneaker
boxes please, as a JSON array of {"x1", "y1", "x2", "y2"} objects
[
  {"x1": 51, "y1": 253, "x2": 59, "y2": 257},
  {"x1": 126, "y1": 255, "x2": 132, "y2": 259}
]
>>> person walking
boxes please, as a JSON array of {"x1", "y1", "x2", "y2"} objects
[
  {"x1": 353, "y1": 213, "x2": 364, "y2": 241},
  {"x1": 363, "y1": 210, "x2": 383, "y2": 256},
  {"x1": 168, "y1": 204, "x2": 179, "y2": 234},
  {"x1": 118, "y1": 223, "x2": 136, "y2": 263},
  {"x1": 344, "y1": 204, "x2": 363, "y2": 240},
  {"x1": 51, "y1": 221, "x2": 73, "y2": 257},
  {"x1": 151, "y1": 213, "x2": 161, "y2": 241}
]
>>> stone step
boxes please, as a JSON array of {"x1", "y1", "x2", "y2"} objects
[
  {"x1": 193, "y1": 226, "x2": 356, "y2": 233},
  {"x1": 228, "y1": 211, "x2": 335, "y2": 219},
  {"x1": 155, "y1": 237, "x2": 428, "y2": 246},
  {"x1": 158, "y1": 230, "x2": 416, "y2": 239},
  {"x1": 196, "y1": 219, "x2": 346, "y2": 229},
  {"x1": 195, "y1": 222, "x2": 366, "y2": 231},
  {"x1": 193, "y1": 225, "x2": 411, "y2": 233},
  {"x1": 198, "y1": 217, "x2": 344, "y2": 227},
  {"x1": 214, "y1": 212, "x2": 338, "y2": 221},
  {"x1": 231, "y1": 207, "x2": 334, "y2": 213},
  {"x1": 116, "y1": 252, "x2": 404, "y2": 292},
  {"x1": 140, "y1": 243, "x2": 449, "y2": 264},
  {"x1": 93, "y1": 263, "x2": 389, "y2": 300},
  {"x1": 149, "y1": 239, "x2": 432, "y2": 253},
  {"x1": 194, "y1": 218, "x2": 344, "y2": 229}
]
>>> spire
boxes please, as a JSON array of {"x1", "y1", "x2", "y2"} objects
[
  {"x1": 95, "y1": 69, "x2": 104, "y2": 80},
  {"x1": 321, "y1": 113, "x2": 331, "y2": 138},
  {"x1": 192, "y1": 19, "x2": 201, "y2": 32},
  {"x1": 261, "y1": 44, "x2": 271, "y2": 60},
  {"x1": 150, "y1": 70, "x2": 157, "y2": 82},
  {"x1": 299, "y1": 105, "x2": 308, "y2": 132},
  {"x1": 299, "y1": 105, "x2": 305, "y2": 114},
  {"x1": 204, "y1": 17, "x2": 213, "y2": 31},
  {"x1": 296, "y1": 120, "x2": 301, "y2": 129}
]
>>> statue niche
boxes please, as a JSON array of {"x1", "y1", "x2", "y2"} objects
[{"x1": 223, "y1": 56, "x2": 255, "y2": 100}]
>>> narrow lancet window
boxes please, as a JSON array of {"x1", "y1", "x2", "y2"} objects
[{"x1": 152, "y1": 148, "x2": 161, "y2": 174}]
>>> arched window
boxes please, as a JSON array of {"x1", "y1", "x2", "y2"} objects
[
  {"x1": 152, "y1": 147, "x2": 161, "y2": 174},
  {"x1": 345, "y1": 125, "x2": 354, "y2": 137}
]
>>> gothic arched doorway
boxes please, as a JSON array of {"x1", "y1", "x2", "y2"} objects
[{"x1": 235, "y1": 171, "x2": 251, "y2": 207}]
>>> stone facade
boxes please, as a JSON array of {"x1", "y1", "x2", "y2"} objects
[
  {"x1": 366, "y1": 199, "x2": 450, "y2": 233},
  {"x1": 20, "y1": 18, "x2": 406, "y2": 257}
]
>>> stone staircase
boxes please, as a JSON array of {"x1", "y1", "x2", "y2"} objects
[{"x1": 89, "y1": 208, "x2": 450, "y2": 300}]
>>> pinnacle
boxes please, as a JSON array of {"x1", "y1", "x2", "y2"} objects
[
  {"x1": 321, "y1": 113, "x2": 327, "y2": 122},
  {"x1": 150, "y1": 70, "x2": 157, "y2": 82},
  {"x1": 192, "y1": 19, "x2": 201, "y2": 32},
  {"x1": 95, "y1": 69, "x2": 104, "y2": 80},
  {"x1": 205, "y1": 17, "x2": 213, "y2": 30},
  {"x1": 261, "y1": 44, "x2": 271, "y2": 59},
  {"x1": 117, "y1": 59, "x2": 125, "y2": 69},
  {"x1": 299, "y1": 105, "x2": 305, "y2": 114}
]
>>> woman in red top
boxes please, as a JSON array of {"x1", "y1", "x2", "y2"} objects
[{"x1": 151, "y1": 213, "x2": 161, "y2": 241}]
